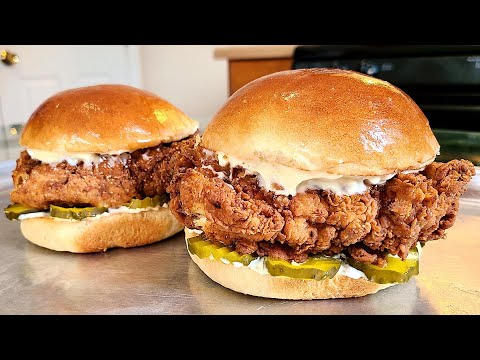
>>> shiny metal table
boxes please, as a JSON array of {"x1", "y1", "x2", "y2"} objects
[{"x1": 0, "y1": 174, "x2": 479, "y2": 315}]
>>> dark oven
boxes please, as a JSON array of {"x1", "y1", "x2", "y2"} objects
[{"x1": 293, "y1": 45, "x2": 480, "y2": 164}]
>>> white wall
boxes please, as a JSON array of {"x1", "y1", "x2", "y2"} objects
[{"x1": 141, "y1": 45, "x2": 229, "y2": 131}]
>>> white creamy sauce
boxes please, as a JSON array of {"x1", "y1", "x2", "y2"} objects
[
  {"x1": 106, "y1": 205, "x2": 162, "y2": 215},
  {"x1": 290, "y1": 260, "x2": 304, "y2": 266},
  {"x1": 186, "y1": 228, "x2": 203, "y2": 236},
  {"x1": 402, "y1": 167, "x2": 425, "y2": 174},
  {"x1": 27, "y1": 148, "x2": 131, "y2": 166},
  {"x1": 336, "y1": 263, "x2": 367, "y2": 279},
  {"x1": 417, "y1": 243, "x2": 423, "y2": 258},
  {"x1": 246, "y1": 257, "x2": 269, "y2": 275},
  {"x1": 201, "y1": 165, "x2": 227, "y2": 180},
  {"x1": 296, "y1": 174, "x2": 396, "y2": 196},
  {"x1": 202, "y1": 148, "x2": 216, "y2": 158},
  {"x1": 194, "y1": 133, "x2": 201, "y2": 146},
  {"x1": 18, "y1": 212, "x2": 50, "y2": 220},
  {"x1": 18, "y1": 204, "x2": 163, "y2": 221},
  {"x1": 216, "y1": 151, "x2": 423, "y2": 196}
]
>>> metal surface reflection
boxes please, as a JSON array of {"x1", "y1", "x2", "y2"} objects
[{"x1": 0, "y1": 176, "x2": 479, "y2": 314}]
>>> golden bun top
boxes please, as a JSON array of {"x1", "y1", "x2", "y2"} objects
[
  {"x1": 201, "y1": 69, "x2": 440, "y2": 176},
  {"x1": 20, "y1": 84, "x2": 198, "y2": 153}
]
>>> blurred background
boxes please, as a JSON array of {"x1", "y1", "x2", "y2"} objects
[{"x1": 1, "y1": 44, "x2": 479, "y2": 166}]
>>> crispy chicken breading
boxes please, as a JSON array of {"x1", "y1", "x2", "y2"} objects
[
  {"x1": 168, "y1": 147, "x2": 475, "y2": 265},
  {"x1": 11, "y1": 136, "x2": 196, "y2": 210}
]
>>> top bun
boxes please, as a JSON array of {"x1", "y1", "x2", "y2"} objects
[
  {"x1": 20, "y1": 84, "x2": 198, "y2": 153},
  {"x1": 201, "y1": 69, "x2": 440, "y2": 176}
]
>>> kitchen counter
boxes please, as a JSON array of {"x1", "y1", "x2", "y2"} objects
[
  {"x1": 0, "y1": 171, "x2": 479, "y2": 314},
  {"x1": 214, "y1": 46, "x2": 297, "y2": 60}
]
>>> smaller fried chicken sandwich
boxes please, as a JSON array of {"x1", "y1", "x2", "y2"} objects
[
  {"x1": 168, "y1": 69, "x2": 476, "y2": 300},
  {"x1": 5, "y1": 84, "x2": 198, "y2": 253}
]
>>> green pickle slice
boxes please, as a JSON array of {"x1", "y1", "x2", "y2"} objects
[
  {"x1": 347, "y1": 251, "x2": 419, "y2": 284},
  {"x1": 126, "y1": 194, "x2": 168, "y2": 209},
  {"x1": 187, "y1": 236, "x2": 341, "y2": 278},
  {"x1": 186, "y1": 235, "x2": 419, "y2": 284},
  {"x1": 4, "y1": 203, "x2": 42, "y2": 220},
  {"x1": 50, "y1": 205, "x2": 107, "y2": 220},
  {"x1": 266, "y1": 257, "x2": 341, "y2": 280},
  {"x1": 187, "y1": 236, "x2": 254, "y2": 265},
  {"x1": 5, "y1": 194, "x2": 169, "y2": 222}
]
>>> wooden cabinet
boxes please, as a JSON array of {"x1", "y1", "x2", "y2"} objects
[
  {"x1": 228, "y1": 58, "x2": 293, "y2": 95},
  {"x1": 215, "y1": 46, "x2": 296, "y2": 95}
]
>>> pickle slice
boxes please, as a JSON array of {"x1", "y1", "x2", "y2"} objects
[
  {"x1": 126, "y1": 194, "x2": 169, "y2": 209},
  {"x1": 187, "y1": 236, "x2": 255, "y2": 265},
  {"x1": 224, "y1": 250, "x2": 255, "y2": 266},
  {"x1": 266, "y1": 257, "x2": 341, "y2": 280},
  {"x1": 347, "y1": 252, "x2": 419, "y2": 284},
  {"x1": 4, "y1": 203, "x2": 42, "y2": 220},
  {"x1": 50, "y1": 205, "x2": 107, "y2": 220},
  {"x1": 187, "y1": 235, "x2": 416, "y2": 284}
]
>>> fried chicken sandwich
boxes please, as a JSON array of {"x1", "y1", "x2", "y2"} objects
[
  {"x1": 168, "y1": 69, "x2": 475, "y2": 299},
  {"x1": 5, "y1": 84, "x2": 198, "y2": 253}
]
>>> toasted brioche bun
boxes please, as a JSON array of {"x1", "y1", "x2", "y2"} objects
[
  {"x1": 201, "y1": 68, "x2": 439, "y2": 176},
  {"x1": 20, "y1": 207, "x2": 183, "y2": 253},
  {"x1": 190, "y1": 254, "x2": 393, "y2": 300},
  {"x1": 185, "y1": 228, "x2": 393, "y2": 300},
  {"x1": 20, "y1": 84, "x2": 198, "y2": 153}
]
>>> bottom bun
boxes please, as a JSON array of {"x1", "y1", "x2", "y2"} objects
[
  {"x1": 21, "y1": 206, "x2": 183, "y2": 253},
  {"x1": 185, "y1": 229, "x2": 393, "y2": 300}
]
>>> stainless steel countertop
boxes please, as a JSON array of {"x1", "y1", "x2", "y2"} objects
[{"x1": 0, "y1": 172, "x2": 479, "y2": 314}]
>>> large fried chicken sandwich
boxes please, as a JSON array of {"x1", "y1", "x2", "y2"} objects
[
  {"x1": 5, "y1": 84, "x2": 198, "y2": 253},
  {"x1": 168, "y1": 69, "x2": 475, "y2": 299}
]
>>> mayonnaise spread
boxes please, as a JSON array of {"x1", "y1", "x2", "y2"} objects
[
  {"x1": 216, "y1": 151, "x2": 424, "y2": 196},
  {"x1": 26, "y1": 149, "x2": 130, "y2": 166},
  {"x1": 18, "y1": 204, "x2": 163, "y2": 221}
]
